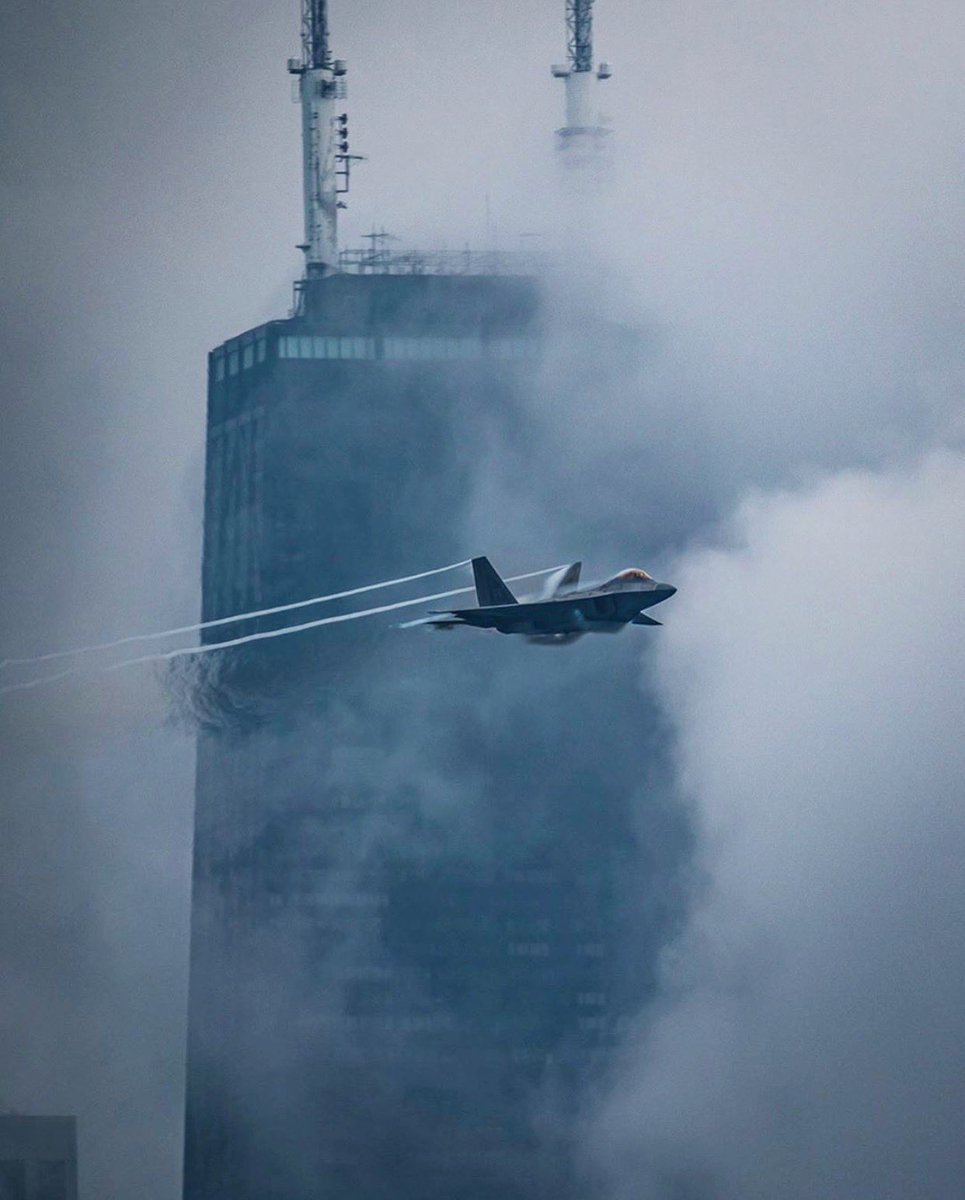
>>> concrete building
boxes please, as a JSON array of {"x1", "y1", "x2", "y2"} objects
[
  {"x1": 182, "y1": 4, "x2": 650, "y2": 1199},
  {"x1": 0, "y1": 1116, "x2": 77, "y2": 1200},
  {"x1": 184, "y1": 262, "x2": 625, "y2": 1200}
]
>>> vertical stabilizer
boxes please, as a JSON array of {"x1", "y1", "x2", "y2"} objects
[{"x1": 472, "y1": 558, "x2": 519, "y2": 607}]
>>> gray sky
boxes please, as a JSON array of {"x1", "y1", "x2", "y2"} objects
[{"x1": 1, "y1": 0, "x2": 963, "y2": 1197}]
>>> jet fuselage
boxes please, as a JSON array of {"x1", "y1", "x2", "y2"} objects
[{"x1": 414, "y1": 560, "x2": 677, "y2": 641}]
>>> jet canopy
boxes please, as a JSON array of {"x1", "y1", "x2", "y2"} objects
[{"x1": 605, "y1": 568, "x2": 654, "y2": 585}]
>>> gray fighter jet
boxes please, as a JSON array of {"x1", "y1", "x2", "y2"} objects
[{"x1": 403, "y1": 557, "x2": 676, "y2": 643}]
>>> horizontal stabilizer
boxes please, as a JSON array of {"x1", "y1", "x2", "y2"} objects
[
  {"x1": 631, "y1": 612, "x2": 662, "y2": 626},
  {"x1": 472, "y1": 557, "x2": 517, "y2": 607},
  {"x1": 397, "y1": 612, "x2": 465, "y2": 630}
]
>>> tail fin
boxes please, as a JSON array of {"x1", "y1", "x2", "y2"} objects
[
  {"x1": 472, "y1": 557, "x2": 518, "y2": 607},
  {"x1": 542, "y1": 561, "x2": 582, "y2": 597}
]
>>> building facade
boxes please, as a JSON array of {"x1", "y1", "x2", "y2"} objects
[
  {"x1": 183, "y1": 267, "x2": 641, "y2": 1200},
  {"x1": 0, "y1": 1116, "x2": 78, "y2": 1200}
]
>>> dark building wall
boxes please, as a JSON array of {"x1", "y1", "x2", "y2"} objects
[
  {"x1": 200, "y1": 274, "x2": 538, "y2": 624},
  {"x1": 0, "y1": 1116, "x2": 78, "y2": 1200},
  {"x1": 184, "y1": 272, "x2": 668, "y2": 1200}
]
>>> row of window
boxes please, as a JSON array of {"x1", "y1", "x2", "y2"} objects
[
  {"x1": 280, "y1": 335, "x2": 376, "y2": 360},
  {"x1": 214, "y1": 338, "x2": 268, "y2": 380},
  {"x1": 508, "y1": 942, "x2": 551, "y2": 958},
  {"x1": 0, "y1": 1159, "x2": 68, "y2": 1200},
  {"x1": 278, "y1": 334, "x2": 533, "y2": 362},
  {"x1": 507, "y1": 941, "x2": 605, "y2": 958},
  {"x1": 213, "y1": 333, "x2": 533, "y2": 377}
]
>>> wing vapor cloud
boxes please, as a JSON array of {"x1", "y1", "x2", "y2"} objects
[
  {"x1": 0, "y1": 565, "x2": 564, "y2": 696},
  {"x1": 0, "y1": 558, "x2": 474, "y2": 672}
]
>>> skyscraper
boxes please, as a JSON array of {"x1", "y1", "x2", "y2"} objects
[
  {"x1": 0, "y1": 1115, "x2": 78, "y2": 1200},
  {"x1": 183, "y1": 4, "x2": 668, "y2": 1198}
]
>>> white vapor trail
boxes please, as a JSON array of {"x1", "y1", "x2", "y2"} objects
[
  {"x1": 0, "y1": 567, "x2": 563, "y2": 696},
  {"x1": 0, "y1": 558, "x2": 473, "y2": 672},
  {"x1": 107, "y1": 567, "x2": 563, "y2": 669}
]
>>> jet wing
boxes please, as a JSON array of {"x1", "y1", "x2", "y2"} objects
[{"x1": 444, "y1": 599, "x2": 607, "y2": 631}]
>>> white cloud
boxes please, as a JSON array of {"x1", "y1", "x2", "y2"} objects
[{"x1": 592, "y1": 448, "x2": 965, "y2": 1199}]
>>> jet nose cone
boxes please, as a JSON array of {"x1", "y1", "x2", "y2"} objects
[{"x1": 658, "y1": 583, "x2": 677, "y2": 599}]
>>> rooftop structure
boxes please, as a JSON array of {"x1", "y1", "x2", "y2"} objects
[
  {"x1": 551, "y1": 1, "x2": 612, "y2": 167},
  {"x1": 286, "y1": 0, "x2": 353, "y2": 276}
]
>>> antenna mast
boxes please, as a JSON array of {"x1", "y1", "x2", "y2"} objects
[
  {"x1": 551, "y1": 0, "x2": 611, "y2": 167},
  {"x1": 288, "y1": 0, "x2": 354, "y2": 276},
  {"x1": 303, "y1": 0, "x2": 331, "y2": 68}
]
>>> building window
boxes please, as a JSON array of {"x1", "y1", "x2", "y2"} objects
[
  {"x1": 382, "y1": 336, "x2": 482, "y2": 361},
  {"x1": 228, "y1": 350, "x2": 239, "y2": 375},
  {"x1": 336, "y1": 336, "x2": 371, "y2": 359},
  {"x1": 0, "y1": 1161, "x2": 26, "y2": 1200},
  {"x1": 36, "y1": 1161, "x2": 68, "y2": 1200},
  {"x1": 279, "y1": 333, "x2": 377, "y2": 360},
  {"x1": 256, "y1": 337, "x2": 266, "y2": 363},
  {"x1": 577, "y1": 942, "x2": 604, "y2": 957},
  {"x1": 578, "y1": 1015, "x2": 606, "y2": 1032},
  {"x1": 213, "y1": 354, "x2": 225, "y2": 381},
  {"x1": 508, "y1": 942, "x2": 550, "y2": 958},
  {"x1": 242, "y1": 344, "x2": 254, "y2": 369}
]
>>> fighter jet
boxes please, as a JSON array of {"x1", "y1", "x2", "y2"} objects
[{"x1": 402, "y1": 557, "x2": 676, "y2": 643}]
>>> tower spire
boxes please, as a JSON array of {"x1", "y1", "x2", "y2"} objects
[
  {"x1": 566, "y1": 0, "x2": 594, "y2": 72},
  {"x1": 551, "y1": 0, "x2": 612, "y2": 167},
  {"x1": 304, "y1": 0, "x2": 331, "y2": 69},
  {"x1": 288, "y1": 0, "x2": 348, "y2": 276}
]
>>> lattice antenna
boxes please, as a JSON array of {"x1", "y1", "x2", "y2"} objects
[
  {"x1": 288, "y1": 1, "x2": 357, "y2": 275},
  {"x1": 566, "y1": 0, "x2": 594, "y2": 72},
  {"x1": 302, "y1": 0, "x2": 331, "y2": 70},
  {"x1": 551, "y1": 0, "x2": 612, "y2": 169}
]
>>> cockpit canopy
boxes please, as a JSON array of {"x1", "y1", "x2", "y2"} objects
[{"x1": 605, "y1": 567, "x2": 654, "y2": 586}]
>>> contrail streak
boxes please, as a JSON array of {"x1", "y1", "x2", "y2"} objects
[
  {"x1": 0, "y1": 667, "x2": 81, "y2": 695},
  {"x1": 0, "y1": 558, "x2": 472, "y2": 671},
  {"x1": 107, "y1": 567, "x2": 563, "y2": 670},
  {"x1": 0, "y1": 567, "x2": 563, "y2": 695}
]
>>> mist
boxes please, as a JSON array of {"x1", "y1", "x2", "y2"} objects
[
  {"x1": 1, "y1": 0, "x2": 963, "y2": 1197},
  {"x1": 589, "y1": 449, "x2": 965, "y2": 1197}
]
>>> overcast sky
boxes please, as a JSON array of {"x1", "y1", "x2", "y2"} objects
[{"x1": 1, "y1": 1, "x2": 963, "y2": 1197}]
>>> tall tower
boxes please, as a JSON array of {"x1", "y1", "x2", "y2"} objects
[
  {"x1": 182, "y1": 4, "x2": 662, "y2": 1199},
  {"x1": 551, "y1": 0, "x2": 612, "y2": 167},
  {"x1": 287, "y1": 0, "x2": 348, "y2": 275}
]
